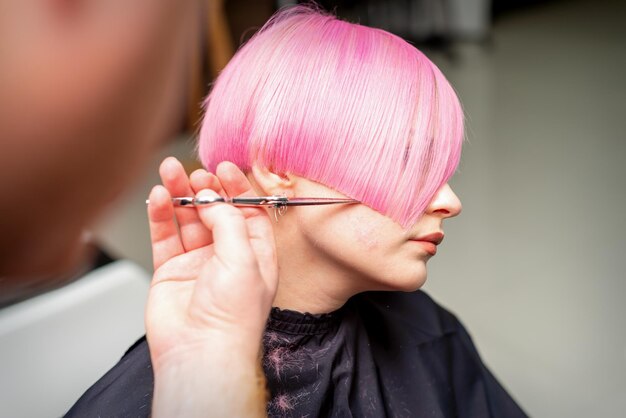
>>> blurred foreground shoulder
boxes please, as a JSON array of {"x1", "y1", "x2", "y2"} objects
[{"x1": 65, "y1": 336, "x2": 154, "y2": 418}]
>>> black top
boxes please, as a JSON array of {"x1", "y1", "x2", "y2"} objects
[{"x1": 66, "y1": 291, "x2": 527, "y2": 417}]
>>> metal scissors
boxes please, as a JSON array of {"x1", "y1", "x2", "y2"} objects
[{"x1": 146, "y1": 196, "x2": 360, "y2": 208}]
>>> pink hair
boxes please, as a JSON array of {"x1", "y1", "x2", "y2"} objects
[{"x1": 198, "y1": 5, "x2": 463, "y2": 228}]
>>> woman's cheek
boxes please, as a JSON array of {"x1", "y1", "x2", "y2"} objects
[{"x1": 348, "y1": 212, "x2": 383, "y2": 251}]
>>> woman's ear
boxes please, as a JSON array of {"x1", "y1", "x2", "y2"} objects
[{"x1": 250, "y1": 164, "x2": 296, "y2": 197}]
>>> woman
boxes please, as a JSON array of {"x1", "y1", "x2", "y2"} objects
[{"x1": 68, "y1": 6, "x2": 526, "y2": 417}]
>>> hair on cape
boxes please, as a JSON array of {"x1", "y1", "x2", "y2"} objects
[{"x1": 198, "y1": 4, "x2": 464, "y2": 228}]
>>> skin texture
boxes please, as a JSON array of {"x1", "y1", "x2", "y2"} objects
[{"x1": 248, "y1": 165, "x2": 462, "y2": 314}]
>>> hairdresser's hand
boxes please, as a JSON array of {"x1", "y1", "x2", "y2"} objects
[{"x1": 145, "y1": 157, "x2": 276, "y2": 417}]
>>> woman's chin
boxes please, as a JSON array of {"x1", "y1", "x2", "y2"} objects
[
  {"x1": 375, "y1": 270, "x2": 428, "y2": 293},
  {"x1": 398, "y1": 277, "x2": 428, "y2": 292},
  {"x1": 392, "y1": 264, "x2": 428, "y2": 292}
]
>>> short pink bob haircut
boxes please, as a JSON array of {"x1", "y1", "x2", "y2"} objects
[{"x1": 198, "y1": 5, "x2": 463, "y2": 228}]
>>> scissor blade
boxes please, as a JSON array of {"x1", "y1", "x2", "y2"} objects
[{"x1": 283, "y1": 198, "x2": 360, "y2": 206}]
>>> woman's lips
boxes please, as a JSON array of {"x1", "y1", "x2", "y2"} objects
[
  {"x1": 409, "y1": 232, "x2": 444, "y2": 256},
  {"x1": 411, "y1": 240, "x2": 438, "y2": 255}
]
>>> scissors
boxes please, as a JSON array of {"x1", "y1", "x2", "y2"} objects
[{"x1": 146, "y1": 195, "x2": 360, "y2": 208}]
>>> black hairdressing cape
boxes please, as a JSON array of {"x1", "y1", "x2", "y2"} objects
[{"x1": 66, "y1": 290, "x2": 527, "y2": 417}]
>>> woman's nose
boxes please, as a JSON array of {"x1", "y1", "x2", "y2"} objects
[{"x1": 425, "y1": 183, "x2": 462, "y2": 219}]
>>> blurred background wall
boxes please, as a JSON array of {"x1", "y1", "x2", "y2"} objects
[{"x1": 93, "y1": 0, "x2": 626, "y2": 416}]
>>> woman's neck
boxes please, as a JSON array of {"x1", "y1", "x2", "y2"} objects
[
  {"x1": 271, "y1": 271, "x2": 349, "y2": 315},
  {"x1": 272, "y1": 233, "x2": 360, "y2": 315}
]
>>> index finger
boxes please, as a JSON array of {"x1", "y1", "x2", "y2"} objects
[
  {"x1": 215, "y1": 161, "x2": 268, "y2": 221},
  {"x1": 216, "y1": 161, "x2": 257, "y2": 198},
  {"x1": 159, "y1": 157, "x2": 212, "y2": 251}
]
